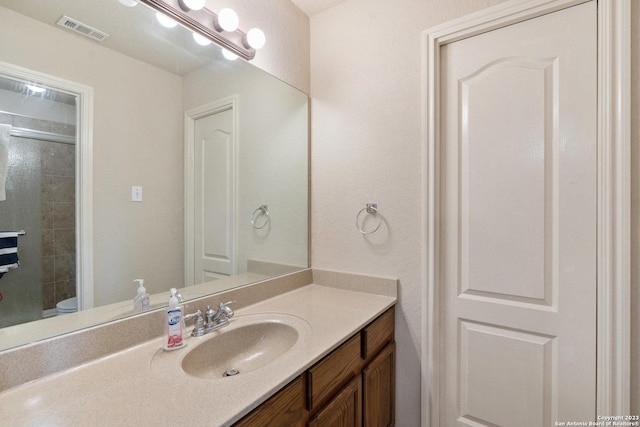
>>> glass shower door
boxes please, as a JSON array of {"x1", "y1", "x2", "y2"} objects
[{"x1": 0, "y1": 134, "x2": 44, "y2": 327}]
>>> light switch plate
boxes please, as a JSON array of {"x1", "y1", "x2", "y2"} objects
[{"x1": 131, "y1": 186, "x2": 143, "y2": 202}]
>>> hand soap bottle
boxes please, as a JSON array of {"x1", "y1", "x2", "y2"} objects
[
  {"x1": 133, "y1": 279, "x2": 150, "y2": 313},
  {"x1": 163, "y1": 288, "x2": 184, "y2": 351}
]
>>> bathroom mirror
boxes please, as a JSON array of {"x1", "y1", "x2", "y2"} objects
[{"x1": 0, "y1": 0, "x2": 308, "y2": 351}]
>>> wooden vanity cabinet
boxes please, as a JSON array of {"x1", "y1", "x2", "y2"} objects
[{"x1": 234, "y1": 306, "x2": 395, "y2": 427}]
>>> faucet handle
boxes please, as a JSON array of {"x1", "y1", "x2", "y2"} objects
[
  {"x1": 184, "y1": 310, "x2": 204, "y2": 336},
  {"x1": 184, "y1": 309, "x2": 202, "y2": 322},
  {"x1": 218, "y1": 301, "x2": 236, "y2": 319}
]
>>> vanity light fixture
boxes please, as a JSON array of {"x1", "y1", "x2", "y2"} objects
[
  {"x1": 221, "y1": 48, "x2": 238, "y2": 61},
  {"x1": 179, "y1": 0, "x2": 205, "y2": 11},
  {"x1": 214, "y1": 8, "x2": 239, "y2": 32},
  {"x1": 192, "y1": 32, "x2": 211, "y2": 46},
  {"x1": 118, "y1": 0, "x2": 138, "y2": 7},
  {"x1": 155, "y1": 11, "x2": 178, "y2": 28},
  {"x1": 245, "y1": 28, "x2": 266, "y2": 50},
  {"x1": 137, "y1": 0, "x2": 265, "y2": 60}
]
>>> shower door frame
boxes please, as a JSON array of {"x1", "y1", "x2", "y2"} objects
[{"x1": 0, "y1": 61, "x2": 94, "y2": 311}]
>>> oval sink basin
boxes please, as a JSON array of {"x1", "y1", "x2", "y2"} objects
[{"x1": 180, "y1": 314, "x2": 308, "y2": 379}]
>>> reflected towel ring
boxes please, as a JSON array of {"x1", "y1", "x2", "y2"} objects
[
  {"x1": 356, "y1": 203, "x2": 381, "y2": 235},
  {"x1": 251, "y1": 205, "x2": 270, "y2": 229}
]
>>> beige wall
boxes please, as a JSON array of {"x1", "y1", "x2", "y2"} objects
[{"x1": 310, "y1": 0, "x2": 638, "y2": 424}]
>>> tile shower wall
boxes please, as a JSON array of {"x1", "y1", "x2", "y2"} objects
[
  {"x1": 0, "y1": 112, "x2": 75, "y2": 325},
  {"x1": 40, "y1": 140, "x2": 75, "y2": 311}
]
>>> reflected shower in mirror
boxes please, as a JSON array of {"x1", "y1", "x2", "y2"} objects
[
  {"x1": 0, "y1": 75, "x2": 78, "y2": 328},
  {"x1": 0, "y1": 0, "x2": 308, "y2": 351}
]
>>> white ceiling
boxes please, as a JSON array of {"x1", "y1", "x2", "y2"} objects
[{"x1": 289, "y1": 0, "x2": 345, "y2": 16}]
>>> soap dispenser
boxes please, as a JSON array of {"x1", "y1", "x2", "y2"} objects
[
  {"x1": 163, "y1": 288, "x2": 184, "y2": 351},
  {"x1": 133, "y1": 279, "x2": 150, "y2": 313}
]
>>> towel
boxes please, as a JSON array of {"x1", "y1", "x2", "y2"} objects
[
  {"x1": 0, "y1": 231, "x2": 20, "y2": 279},
  {"x1": 0, "y1": 124, "x2": 11, "y2": 201}
]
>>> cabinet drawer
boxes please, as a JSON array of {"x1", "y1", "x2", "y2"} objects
[
  {"x1": 362, "y1": 307, "x2": 395, "y2": 361},
  {"x1": 307, "y1": 334, "x2": 361, "y2": 411}
]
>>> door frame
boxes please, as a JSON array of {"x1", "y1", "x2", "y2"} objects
[
  {"x1": 421, "y1": 0, "x2": 630, "y2": 424},
  {"x1": 0, "y1": 60, "x2": 94, "y2": 310},
  {"x1": 184, "y1": 95, "x2": 239, "y2": 286}
]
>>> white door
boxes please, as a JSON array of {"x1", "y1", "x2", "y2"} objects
[
  {"x1": 439, "y1": 2, "x2": 596, "y2": 426},
  {"x1": 192, "y1": 107, "x2": 236, "y2": 283}
]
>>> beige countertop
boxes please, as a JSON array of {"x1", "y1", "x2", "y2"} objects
[{"x1": 0, "y1": 283, "x2": 396, "y2": 426}]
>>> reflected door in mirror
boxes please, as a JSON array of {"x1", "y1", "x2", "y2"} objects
[{"x1": 193, "y1": 105, "x2": 236, "y2": 283}]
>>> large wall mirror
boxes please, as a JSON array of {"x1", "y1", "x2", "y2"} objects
[{"x1": 0, "y1": 0, "x2": 309, "y2": 351}]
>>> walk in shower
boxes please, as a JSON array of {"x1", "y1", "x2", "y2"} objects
[{"x1": 0, "y1": 74, "x2": 77, "y2": 328}]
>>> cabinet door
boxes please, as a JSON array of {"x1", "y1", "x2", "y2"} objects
[
  {"x1": 308, "y1": 375, "x2": 362, "y2": 427},
  {"x1": 307, "y1": 334, "x2": 362, "y2": 411},
  {"x1": 363, "y1": 343, "x2": 395, "y2": 427},
  {"x1": 235, "y1": 376, "x2": 307, "y2": 427}
]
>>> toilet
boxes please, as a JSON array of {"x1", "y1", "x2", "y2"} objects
[{"x1": 56, "y1": 297, "x2": 78, "y2": 315}]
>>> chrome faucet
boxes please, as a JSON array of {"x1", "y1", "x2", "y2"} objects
[
  {"x1": 206, "y1": 301, "x2": 235, "y2": 328},
  {"x1": 185, "y1": 301, "x2": 235, "y2": 337}
]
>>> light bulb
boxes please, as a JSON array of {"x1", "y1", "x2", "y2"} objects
[
  {"x1": 182, "y1": 0, "x2": 205, "y2": 10},
  {"x1": 222, "y1": 48, "x2": 238, "y2": 61},
  {"x1": 118, "y1": 0, "x2": 138, "y2": 6},
  {"x1": 156, "y1": 12, "x2": 177, "y2": 28},
  {"x1": 192, "y1": 32, "x2": 211, "y2": 46},
  {"x1": 217, "y1": 8, "x2": 239, "y2": 32},
  {"x1": 246, "y1": 28, "x2": 265, "y2": 49}
]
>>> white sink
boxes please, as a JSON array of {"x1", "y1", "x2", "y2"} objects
[
  {"x1": 152, "y1": 312, "x2": 311, "y2": 380},
  {"x1": 182, "y1": 321, "x2": 298, "y2": 378}
]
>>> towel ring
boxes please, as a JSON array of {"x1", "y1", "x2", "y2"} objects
[
  {"x1": 251, "y1": 205, "x2": 270, "y2": 229},
  {"x1": 356, "y1": 203, "x2": 382, "y2": 235}
]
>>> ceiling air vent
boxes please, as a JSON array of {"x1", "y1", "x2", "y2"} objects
[{"x1": 56, "y1": 15, "x2": 109, "y2": 42}]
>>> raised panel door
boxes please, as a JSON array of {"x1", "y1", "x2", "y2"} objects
[{"x1": 439, "y1": 2, "x2": 597, "y2": 425}]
